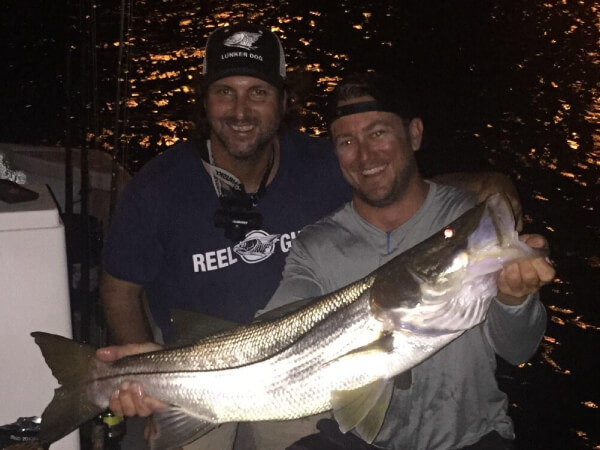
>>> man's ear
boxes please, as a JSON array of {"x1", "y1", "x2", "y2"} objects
[{"x1": 408, "y1": 118, "x2": 424, "y2": 152}]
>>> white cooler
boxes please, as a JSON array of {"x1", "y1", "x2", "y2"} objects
[{"x1": 0, "y1": 185, "x2": 79, "y2": 449}]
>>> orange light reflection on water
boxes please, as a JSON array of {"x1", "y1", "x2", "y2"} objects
[{"x1": 104, "y1": 1, "x2": 600, "y2": 202}]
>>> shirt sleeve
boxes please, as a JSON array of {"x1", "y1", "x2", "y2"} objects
[
  {"x1": 263, "y1": 238, "x2": 326, "y2": 313},
  {"x1": 102, "y1": 182, "x2": 164, "y2": 284},
  {"x1": 483, "y1": 293, "x2": 547, "y2": 365}
]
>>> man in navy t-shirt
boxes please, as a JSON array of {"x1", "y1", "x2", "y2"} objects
[{"x1": 101, "y1": 23, "x2": 352, "y2": 344}]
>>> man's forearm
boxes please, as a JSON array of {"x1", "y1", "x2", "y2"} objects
[
  {"x1": 431, "y1": 171, "x2": 485, "y2": 194},
  {"x1": 100, "y1": 272, "x2": 154, "y2": 344},
  {"x1": 432, "y1": 171, "x2": 523, "y2": 231},
  {"x1": 104, "y1": 298, "x2": 154, "y2": 344},
  {"x1": 485, "y1": 294, "x2": 547, "y2": 365}
]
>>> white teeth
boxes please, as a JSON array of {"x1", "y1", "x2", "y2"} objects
[
  {"x1": 230, "y1": 124, "x2": 254, "y2": 132},
  {"x1": 362, "y1": 165, "x2": 386, "y2": 176}
]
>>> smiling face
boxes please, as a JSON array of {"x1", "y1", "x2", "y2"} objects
[
  {"x1": 206, "y1": 75, "x2": 284, "y2": 161},
  {"x1": 330, "y1": 96, "x2": 424, "y2": 209}
]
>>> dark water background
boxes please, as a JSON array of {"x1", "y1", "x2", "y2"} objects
[{"x1": 1, "y1": 0, "x2": 598, "y2": 448}]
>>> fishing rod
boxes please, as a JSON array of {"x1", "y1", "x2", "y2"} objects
[{"x1": 110, "y1": 0, "x2": 133, "y2": 220}]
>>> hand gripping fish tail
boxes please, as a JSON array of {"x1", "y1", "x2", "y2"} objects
[{"x1": 29, "y1": 193, "x2": 547, "y2": 449}]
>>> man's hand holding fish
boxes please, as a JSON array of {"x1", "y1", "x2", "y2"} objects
[
  {"x1": 496, "y1": 234, "x2": 555, "y2": 305},
  {"x1": 96, "y1": 343, "x2": 164, "y2": 418}
]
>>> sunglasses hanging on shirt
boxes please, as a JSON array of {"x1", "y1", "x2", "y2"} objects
[{"x1": 199, "y1": 140, "x2": 273, "y2": 242}]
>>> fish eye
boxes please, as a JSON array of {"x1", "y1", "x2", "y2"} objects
[{"x1": 443, "y1": 228, "x2": 455, "y2": 239}]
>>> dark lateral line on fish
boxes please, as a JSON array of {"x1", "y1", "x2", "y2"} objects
[{"x1": 93, "y1": 369, "x2": 217, "y2": 383}]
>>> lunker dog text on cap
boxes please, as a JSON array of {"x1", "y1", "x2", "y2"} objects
[{"x1": 202, "y1": 23, "x2": 286, "y2": 88}]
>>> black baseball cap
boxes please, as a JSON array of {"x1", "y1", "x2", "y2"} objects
[
  {"x1": 326, "y1": 73, "x2": 415, "y2": 126},
  {"x1": 202, "y1": 23, "x2": 286, "y2": 89}
]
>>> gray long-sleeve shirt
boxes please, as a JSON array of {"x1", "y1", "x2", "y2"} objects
[{"x1": 265, "y1": 182, "x2": 547, "y2": 450}]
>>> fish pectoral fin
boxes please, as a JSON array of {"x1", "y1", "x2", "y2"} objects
[
  {"x1": 331, "y1": 378, "x2": 393, "y2": 444},
  {"x1": 150, "y1": 406, "x2": 217, "y2": 450},
  {"x1": 355, "y1": 380, "x2": 394, "y2": 443}
]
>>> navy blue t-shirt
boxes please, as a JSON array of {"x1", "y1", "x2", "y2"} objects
[{"x1": 103, "y1": 131, "x2": 350, "y2": 340}]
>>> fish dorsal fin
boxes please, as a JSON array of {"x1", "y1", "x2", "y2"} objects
[
  {"x1": 169, "y1": 297, "x2": 321, "y2": 345},
  {"x1": 150, "y1": 406, "x2": 216, "y2": 450},
  {"x1": 169, "y1": 309, "x2": 238, "y2": 346},
  {"x1": 254, "y1": 297, "x2": 317, "y2": 322},
  {"x1": 331, "y1": 378, "x2": 393, "y2": 443}
]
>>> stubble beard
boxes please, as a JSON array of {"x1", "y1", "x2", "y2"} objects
[
  {"x1": 211, "y1": 111, "x2": 282, "y2": 162},
  {"x1": 212, "y1": 129, "x2": 268, "y2": 162},
  {"x1": 353, "y1": 161, "x2": 417, "y2": 208}
]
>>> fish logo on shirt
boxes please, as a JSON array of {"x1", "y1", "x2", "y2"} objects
[
  {"x1": 223, "y1": 31, "x2": 262, "y2": 51},
  {"x1": 234, "y1": 230, "x2": 281, "y2": 264}
]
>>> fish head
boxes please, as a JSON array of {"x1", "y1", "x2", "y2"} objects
[{"x1": 370, "y1": 193, "x2": 545, "y2": 334}]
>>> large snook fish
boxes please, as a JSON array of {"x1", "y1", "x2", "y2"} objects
[{"x1": 31, "y1": 193, "x2": 545, "y2": 449}]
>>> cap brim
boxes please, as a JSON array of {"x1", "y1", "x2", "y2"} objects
[{"x1": 205, "y1": 66, "x2": 285, "y2": 89}]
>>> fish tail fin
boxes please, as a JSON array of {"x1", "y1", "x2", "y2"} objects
[{"x1": 31, "y1": 332, "x2": 103, "y2": 445}]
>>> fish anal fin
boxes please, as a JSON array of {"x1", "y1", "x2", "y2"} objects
[
  {"x1": 150, "y1": 406, "x2": 217, "y2": 450},
  {"x1": 331, "y1": 378, "x2": 392, "y2": 443},
  {"x1": 338, "y1": 333, "x2": 394, "y2": 360}
]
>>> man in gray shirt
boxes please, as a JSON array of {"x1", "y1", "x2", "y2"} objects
[{"x1": 264, "y1": 73, "x2": 554, "y2": 449}]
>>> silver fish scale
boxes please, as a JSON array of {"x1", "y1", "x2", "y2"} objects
[
  {"x1": 101, "y1": 276, "x2": 375, "y2": 376},
  {"x1": 123, "y1": 290, "x2": 387, "y2": 423},
  {"x1": 90, "y1": 276, "x2": 380, "y2": 420}
]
